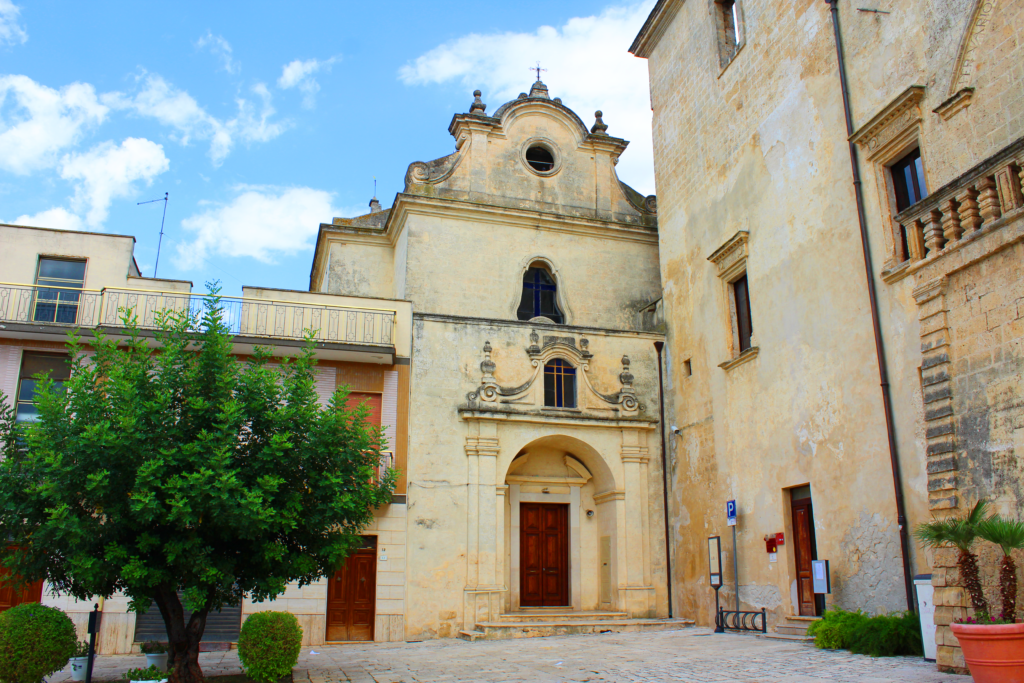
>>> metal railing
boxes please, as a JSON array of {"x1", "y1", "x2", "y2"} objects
[
  {"x1": 716, "y1": 607, "x2": 767, "y2": 634},
  {"x1": 0, "y1": 284, "x2": 396, "y2": 348},
  {"x1": 375, "y1": 451, "x2": 395, "y2": 485}
]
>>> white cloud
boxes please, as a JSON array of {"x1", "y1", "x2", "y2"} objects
[
  {"x1": 103, "y1": 73, "x2": 288, "y2": 165},
  {"x1": 277, "y1": 57, "x2": 338, "y2": 109},
  {"x1": 175, "y1": 185, "x2": 338, "y2": 268},
  {"x1": 196, "y1": 31, "x2": 239, "y2": 74},
  {"x1": 398, "y1": 2, "x2": 656, "y2": 195},
  {"x1": 0, "y1": 0, "x2": 27, "y2": 46},
  {"x1": 0, "y1": 75, "x2": 108, "y2": 174},
  {"x1": 60, "y1": 138, "x2": 169, "y2": 227},
  {"x1": 9, "y1": 207, "x2": 85, "y2": 232}
]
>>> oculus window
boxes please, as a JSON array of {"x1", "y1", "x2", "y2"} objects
[
  {"x1": 34, "y1": 258, "x2": 86, "y2": 324},
  {"x1": 517, "y1": 266, "x2": 564, "y2": 324},
  {"x1": 544, "y1": 358, "x2": 576, "y2": 409}
]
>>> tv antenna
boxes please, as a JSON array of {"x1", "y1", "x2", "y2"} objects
[{"x1": 138, "y1": 192, "x2": 169, "y2": 278}]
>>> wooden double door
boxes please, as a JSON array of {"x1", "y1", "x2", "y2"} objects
[
  {"x1": 326, "y1": 546, "x2": 376, "y2": 641},
  {"x1": 0, "y1": 576, "x2": 42, "y2": 613},
  {"x1": 520, "y1": 503, "x2": 569, "y2": 607}
]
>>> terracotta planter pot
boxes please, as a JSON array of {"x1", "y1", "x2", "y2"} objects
[{"x1": 951, "y1": 622, "x2": 1024, "y2": 683}]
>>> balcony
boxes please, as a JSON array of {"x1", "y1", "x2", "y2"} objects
[
  {"x1": 0, "y1": 284, "x2": 398, "y2": 356},
  {"x1": 887, "y1": 138, "x2": 1024, "y2": 281}
]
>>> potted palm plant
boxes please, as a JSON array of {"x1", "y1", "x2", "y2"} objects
[{"x1": 915, "y1": 499, "x2": 1024, "y2": 682}]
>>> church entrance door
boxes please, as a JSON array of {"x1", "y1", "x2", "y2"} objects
[
  {"x1": 326, "y1": 541, "x2": 376, "y2": 641},
  {"x1": 520, "y1": 503, "x2": 569, "y2": 607}
]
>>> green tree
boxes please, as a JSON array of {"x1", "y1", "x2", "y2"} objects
[{"x1": 0, "y1": 289, "x2": 394, "y2": 683}]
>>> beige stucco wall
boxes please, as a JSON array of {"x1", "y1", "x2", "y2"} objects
[
  {"x1": 637, "y1": 0, "x2": 1023, "y2": 664},
  {"x1": 0, "y1": 224, "x2": 136, "y2": 289}
]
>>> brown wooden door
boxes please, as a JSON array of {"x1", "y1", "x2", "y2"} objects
[
  {"x1": 792, "y1": 499, "x2": 817, "y2": 616},
  {"x1": 326, "y1": 548, "x2": 376, "y2": 641},
  {"x1": 520, "y1": 503, "x2": 569, "y2": 607},
  {"x1": 0, "y1": 566, "x2": 43, "y2": 613}
]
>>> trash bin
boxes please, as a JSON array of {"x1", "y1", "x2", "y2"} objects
[{"x1": 914, "y1": 574, "x2": 936, "y2": 661}]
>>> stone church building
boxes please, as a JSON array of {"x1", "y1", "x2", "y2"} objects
[{"x1": 308, "y1": 80, "x2": 672, "y2": 640}]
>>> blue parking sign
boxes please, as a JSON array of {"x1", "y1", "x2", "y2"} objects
[{"x1": 726, "y1": 500, "x2": 737, "y2": 526}]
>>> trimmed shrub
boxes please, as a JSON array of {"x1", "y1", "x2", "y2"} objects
[
  {"x1": 237, "y1": 612, "x2": 303, "y2": 683},
  {"x1": 121, "y1": 664, "x2": 166, "y2": 681},
  {"x1": 808, "y1": 607, "x2": 922, "y2": 657},
  {"x1": 0, "y1": 603, "x2": 78, "y2": 683}
]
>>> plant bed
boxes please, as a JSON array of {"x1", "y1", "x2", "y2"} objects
[
  {"x1": 807, "y1": 608, "x2": 922, "y2": 656},
  {"x1": 205, "y1": 674, "x2": 293, "y2": 683}
]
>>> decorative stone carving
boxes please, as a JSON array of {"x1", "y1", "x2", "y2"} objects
[
  {"x1": 849, "y1": 86, "x2": 925, "y2": 162},
  {"x1": 707, "y1": 230, "x2": 749, "y2": 282},
  {"x1": 591, "y1": 110, "x2": 608, "y2": 135},
  {"x1": 947, "y1": 0, "x2": 996, "y2": 96},
  {"x1": 465, "y1": 332, "x2": 642, "y2": 415}
]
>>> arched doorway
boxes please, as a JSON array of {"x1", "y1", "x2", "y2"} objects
[{"x1": 504, "y1": 435, "x2": 619, "y2": 613}]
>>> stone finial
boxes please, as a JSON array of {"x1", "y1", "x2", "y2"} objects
[
  {"x1": 470, "y1": 89, "x2": 486, "y2": 115},
  {"x1": 619, "y1": 355, "x2": 634, "y2": 387},
  {"x1": 553, "y1": 97, "x2": 562, "y2": 104},
  {"x1": 529, "y1": 80, "x2": 550, "y2": 99},
  {"x1": 591, "y1": 110, "x2": 608, "y2": 135},
  {"x1": 481, "y1": 341, "x2": 496, "y2": 377},
  {"x1": 368, "y1": 197, "x2": 382, "y2": 213}
]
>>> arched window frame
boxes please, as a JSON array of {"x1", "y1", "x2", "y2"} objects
[
  {"x1": 509, "y1": 256, "x2": 573, "y2": 325},
  {"x1": 543, "y1": 358, "x2": 577, "y2": 409}
]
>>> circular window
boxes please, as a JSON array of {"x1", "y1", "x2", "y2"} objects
[
  {"x1": 526, "y1": 146, "x2": 555, "y2": 172},
  {"x1": 520, "y1": 139, "x2": 560, "y2": 177}
]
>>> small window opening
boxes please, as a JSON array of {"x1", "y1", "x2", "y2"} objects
[
  {"x1": 517, "y1": 265, "x2": 564, "y2": 324},
  {"x1": 544, "y1": 358, "x2": 576, "y2": 408},
  {"x1": 683, "y1": 359, "x2": 692, "y2": 377},
  {"x1": 732, "y1": 274, "x2": 753, "y2": 353},
  {"x1": 34, "y1": 258, "x2": 86, "y2": 324},
  {"x1": 525, "y1": 145, "x2": 555, "y2": 172},
  {"x1": 714, "y1": 0, "x2": 741, "y2": 67}
]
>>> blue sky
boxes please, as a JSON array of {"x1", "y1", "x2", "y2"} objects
[{"x1": 1, "y1": 0, "x2": 655, "y2": 296}]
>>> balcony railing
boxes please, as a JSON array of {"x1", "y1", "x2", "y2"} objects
[
  {"x1": 0, "y1": 284, "x2": 396, "y2": 348},
  {"x1": 895, "y1": 139, "x2": 1024, "y2": 263},
  {"x1": 375, "y1": 451, "x2": 395, "y2": 485}
]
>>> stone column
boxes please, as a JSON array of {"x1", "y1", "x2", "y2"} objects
[
  {"x1": 619, "y1": 429, "x2": 656, "y2": 617},
  {"x1": 463, "y1": 420, "x2": 502, "y2": 632}
]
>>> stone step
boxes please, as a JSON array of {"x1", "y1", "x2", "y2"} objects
[
  {"x1": 775, "y1": 625, "x2": 811, "y2": 636},
  {"x1": 469, "y1": 618, "x2": 695, "y2": 641},
  {"x1": 759, "y1": 632, "x2": 815, "y2": 643},
  {"x1": 495, "y1": 610, "x2": 629, "y2": 623}
]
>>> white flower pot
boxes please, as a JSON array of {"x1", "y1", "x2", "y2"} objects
[
  {"x1": 145, "y1": 653, "x2": 169, "y2": 671},
  {"x1": 129, "y1": 679, "x2": 168, "y2": 683},
  {"x1": 69, "y1": 656, "x2": 91, "y2": 682}
]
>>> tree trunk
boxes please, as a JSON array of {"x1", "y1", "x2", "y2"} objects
[
  {"x1": 957, "y1": 548, "x2": 989, "y2": 614},
  {"x1": 999, "y1": 554, "x2": 1017, "y2": 621},
  {"x1": 153, "y1": 586, "x2": 211, "y2": 683}
]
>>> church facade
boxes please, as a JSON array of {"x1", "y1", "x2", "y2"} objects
[{"x1": 308, "y1": 81, "x2": 672, "y2": 639}]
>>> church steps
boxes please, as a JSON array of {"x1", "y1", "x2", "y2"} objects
[
  {"x1": 495, "y1": 610, "x2": 629, "y2": 623},
  {"x1": 459, "y1": 617, "x2": 694, "y2": 641}
]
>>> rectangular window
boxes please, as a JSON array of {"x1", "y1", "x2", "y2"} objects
[
  {"x1": 33, "y1": 258, "x2": 86, "y2": 324},
  {"x1": 543, "y1": 360, "x2": 576, "y2": 409},
  {"x1": 714, "y1": 0, "x2": 743, "y2": 67},
  {"x1": 344, "y1": 391, "x2": 383, "y2": 426},
  {"x1": 16, "y1": 352, "x2": 71, "y2": 424},
  {"x1": 732, "y1": 275, "x2": 753, "y2": 353},
  {"x1": 890, "y1": 148, "x2": 927, "y2": 213}
]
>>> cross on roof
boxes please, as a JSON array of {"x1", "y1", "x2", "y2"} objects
[{"x1": 530, "y1": 61, "x2": 547, "y2": 81}]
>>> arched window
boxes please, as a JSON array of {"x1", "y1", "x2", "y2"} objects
[
  {"x1": 517, "y1": 265, "x2": 564, "y2": 323},
  {"x1": 544, "y1": 359, "x2": 576, "y2": 408}
]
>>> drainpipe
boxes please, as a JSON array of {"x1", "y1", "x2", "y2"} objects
[
  {"x1": 653, "y1": 340, "x2": 673, "y2": 618},
  {"x1": 824, "y1": 0, "x2": 915, "y2": 612}
]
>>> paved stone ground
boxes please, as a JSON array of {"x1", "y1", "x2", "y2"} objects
[{"x1": 52, "y1": 628, "x2": 964, "y2": 683}]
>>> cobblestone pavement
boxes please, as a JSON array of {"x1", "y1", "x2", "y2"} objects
[{"x1": 54, "y1": 628, "x2": 964, "y2": 683}]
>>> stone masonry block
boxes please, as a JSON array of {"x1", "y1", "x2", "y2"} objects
[
  {"x1": 934, "y1": 548, "x2": 960, "y2": 567},
  {"x1": 930, "y1": 494, "x2": 959, "y2": 510},
  {"x1": 927, "y1": 440, "x2": 956, "y2": 456},
  {"x1": 927, "y1": 455, "x2": 957, "y2": 473},
  {"x1": 935, "y1": 586, "x2": 965, "y2": 607},
  {"x1": 925, "y1": 422, "x2": 954, "y2": 439},
  {"x1": 934, "y1": 606, "x2": 953, "y2": 626},
  {"x1": 932, "y1": 567, "x2": 947, "y2": 587},
  {"x1": 928, "y1": 474, "x2": 958, "y2": 491}
]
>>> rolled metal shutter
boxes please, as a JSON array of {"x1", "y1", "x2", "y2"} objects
[{"x1": 133, "y1": 593, "x2": 241, "y2": 644}]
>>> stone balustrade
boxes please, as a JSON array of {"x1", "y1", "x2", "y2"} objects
[{"x1": 896, "y1": 139, "x2": 1024, "y2": 263}]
